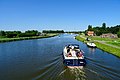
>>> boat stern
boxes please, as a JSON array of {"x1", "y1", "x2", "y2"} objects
[{"x1": 63, "y1": 59, "x2": 86, "y2": 66}]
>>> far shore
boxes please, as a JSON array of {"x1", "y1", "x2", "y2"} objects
[
  {"x1": 75, "y1": 35, "x2": 120, "y2": 57},
  {"x1": 0, "y1": 33, "x2": 58, "y2": 43}
]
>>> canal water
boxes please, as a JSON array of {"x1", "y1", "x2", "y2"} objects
[{"x1": 0, "y1": 34, "x2": 120, "y2": 80}]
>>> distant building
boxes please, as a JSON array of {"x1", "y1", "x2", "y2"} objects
[
  {"x1": 87, "y1": 31, "x2": 94, "y2": 36},
  {"x1": 101, "y1": 33, "x2": 118, "y2": 38}
]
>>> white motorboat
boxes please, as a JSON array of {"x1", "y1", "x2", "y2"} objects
[
  {"x1": 63, "y1": 44, "x2": 86, "y2": 67},
  {"x1": 87, "y1": 42, "x2": 96, "y2": 48}
]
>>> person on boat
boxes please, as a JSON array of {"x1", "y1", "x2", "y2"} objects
[
  {"x1": 76, "y1": 50, "x2": 83, "y2": 57},
  {"x1": 65, "y1": 46, "x2": 72, "y2": 57},
  {"x1": 70, "y1": 46, "x2": 76, "y2": 57},
  {"x1": 67, "y1": 52, "x2": 72, "y2": 57}
]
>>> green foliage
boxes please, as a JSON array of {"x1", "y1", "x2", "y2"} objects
[
  {"x1": 0, "y1": 31, "x2": 6, "y2": 36},
  {"x1": 102, "y1": 23, "x2": 106, "y2": 29},
  {"x1": 0, "y1": 30, "x2": 40, "y2": 38},
  {"x1": 0, "y1": 34, "x2": 58, "y2": 43},
  {"x1": 5, "y1": 31, "x2": 21, "y2": 38},
  {"x1": 76, "y1": 35, "x2": 120, "y2": 57},
  {"x1": 87, "y1": 25, "x2": 93, "y2": 31},
  {"x1": 95, "y1": 42, "x2": 120, "y2": 57},
  {"x1": 25, "y1": 30, "x2": 38, "y2": 35},
  {"x1": 0, "y1": 30, "x2": 61, "y2": 38},
  {"x1": 65, "y1": 31, "x2": 84, "y2": 34},
  {"x1": 42, "y1": 30, "x2": 64, "y2": 33},
  {"x1": 18, "y1": 33, "x2": 37, "y2": 37},
  {"x1": 89, "y1": 23, "x2": 120, "y2": 36},
  {"x1": 93, "y1": 27, "x2": 103, "y2": 36},
  {"x1": 117, "y1": 31, "x2": 120, "y2": 38}
]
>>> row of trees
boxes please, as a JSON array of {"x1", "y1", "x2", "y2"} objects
[
  {"x1": 87, "y1": 23, "x2": 120, "y2": 37},
  {"x1": 65, "y1": 31, "x2": 83, "y2": 34},
  {"x1": 42, "y1": 30, "x2": 84, "y2": 34},
  {"x1": 0, "y1": 30, "x2": 65, "y2": 38},
  {"x1": 0, "y1": 30, "x2": 40, "y2": 38},
  {"x1": 42, "y1": 30, "x2": 64, "y2": 33}
]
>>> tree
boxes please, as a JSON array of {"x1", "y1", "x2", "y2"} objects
[
  {"x1": 87, "y1": 23, "x2": 120, "y2": 36},
  {"x1": 25, "y1": 30, "x2": 39, "y2": 36},
  {"x1": 117, "y1": 31, "x2": 120, "y2": 38},
  {"x1": 42, "y1": 30, "x2": 64, "y2": 33},
  {"x1": 102, "y1": 23, "x2": 106, "y2": 29},
  {"x1": 87, "y1": 25, "x2": 93, "y2": 31},
  {"x1": 0, "y1": 31, "x2": 6, "y2": 36}
]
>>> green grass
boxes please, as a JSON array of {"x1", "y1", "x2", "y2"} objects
[
  {"x1": 75, "y1": 35, "x2": 85, "y2": 42},
  {"x1": 95, "y1": 42, "x2": 120, "y2": 57},
  {"x1": 0, "y1": 33, "x2": 58, "y2": 43},
  {"x1": 107, "y1": 41, "x2": 120, "y2": 47},
  {"x1": 75, "y1": 35, "x2": 120, "y2": 57},
  {"x1": 90, "y1": 36, "x2": 116, "y2": 41}
]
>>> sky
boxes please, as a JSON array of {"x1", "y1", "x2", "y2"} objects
[{"x1": 0, "y1": 0, "x2": 120, "y2": 31}]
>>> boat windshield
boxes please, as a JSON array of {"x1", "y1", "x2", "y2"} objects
[{"x1": 67, "y1": 44, "x2": 79, "y2": 49}]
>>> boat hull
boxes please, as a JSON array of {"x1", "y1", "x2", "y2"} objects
[
  {"x1": 63, "y1": 58, "x2": 86, "y2": 66},
  {"x1": 63, "y1": 44, "x2": 86, "y2": 67},
  {"x1": 87, "y1": 45, "x2": 96, "y2": 48},
  {"x1": 87, "y1": 43, "x2": 96, "y2": 48}
]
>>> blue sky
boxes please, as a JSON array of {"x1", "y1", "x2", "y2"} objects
[{"x1": 0, "y1": 0, "x2": 120, "y2": 31}]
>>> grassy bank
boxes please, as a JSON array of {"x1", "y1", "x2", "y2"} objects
[
  {"x1": 95, "y1": 42, "x2": 120, "y2": 57},
  {"x1": 75, "y1": 35, "x2": 85, "y2": 42},
  {"x1": 0, "y1": 34, "x2": 58, "y2": 43},
  {"x1": 75, "y1": 35, "x2": 120, "y2": 57},
  {"x1": 106, "y1": 41, "x2": 120, "y2": 47}
]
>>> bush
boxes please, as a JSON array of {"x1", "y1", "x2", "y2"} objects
[{"x1": 117, "y1": 31, "x2": 120, "y2": 38}]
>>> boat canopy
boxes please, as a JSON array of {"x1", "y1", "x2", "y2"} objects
[{"x1": 66, "y1": 44, "x2": 79, "y2": 49}]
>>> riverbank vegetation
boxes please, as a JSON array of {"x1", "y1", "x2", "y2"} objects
[
  {"x1": 95, "y1": 41, "x2": 120, "y2": 57},
  {"x1": 86, "y1": 23, "x2": 120, "y2": 37},
  {"x1": 75, "y1": 35, "x2": 120, "y2": 57},
  {"x1": 75, "y1": 23, "x2": 120, "y2": 57},
  {"x1": 42, "y1": 30, "x2": 64, "y2": 33},
  {"x1": 0, "y1": 30, "x2": 60, "y2": 43}
]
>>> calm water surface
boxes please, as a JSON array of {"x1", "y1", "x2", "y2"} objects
[{"x1": 0, "y1": 34, "x2": 120, "y2": 80}]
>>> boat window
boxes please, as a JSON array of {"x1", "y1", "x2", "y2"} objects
[
  {"x1": 67, "y1": 48, "x2": 70, "y2": 53},
  {"x1": 74, "y1": 46, "x2": 79, "y2": 49}
]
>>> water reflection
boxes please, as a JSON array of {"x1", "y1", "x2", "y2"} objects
[{"x1": 88, "y1": 47, "x2": 96, "y2": 54}]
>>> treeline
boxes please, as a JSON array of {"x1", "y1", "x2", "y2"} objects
[
  {"x1": 86, "y1": 23, "x2": 120, "y2": 37},
  {"x1": 0, "y1": 30, "x2": 65, "y2": 38},
  {"x1": 0, "y1": 30, "x2": 40, "y2": 38},
  {"x1": 42, "y1": 30, "x2": 84, "y2": 34},
  {"x1": 65, "y1": 31, "x2": 84, "y2": 34},
  {"x1": 42, "y1": 30, "x2": 64, "y2": 33}
]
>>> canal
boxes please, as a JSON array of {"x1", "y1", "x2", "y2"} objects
[{"x1": 0, "y1": 34, "x2": 120, "y2": 80}]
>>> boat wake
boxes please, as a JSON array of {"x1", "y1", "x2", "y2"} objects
[
  {"x1": 57, "y1": 67, "x2": 86, "y2": 80},
  {"x1": 69, "y1": 68, "x2": 86, "y2": 80}
]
